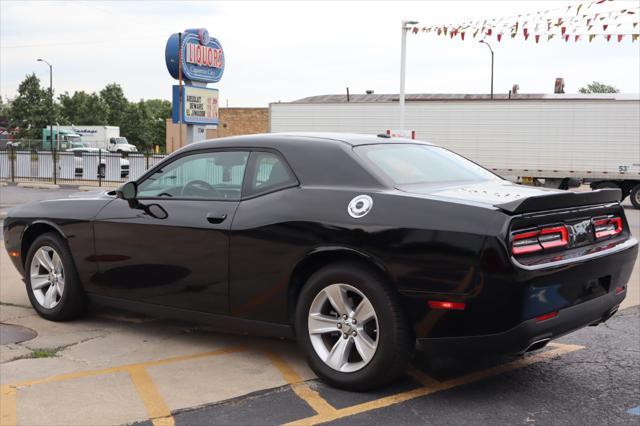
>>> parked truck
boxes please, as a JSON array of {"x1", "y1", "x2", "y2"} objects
[
  {"x1": 43, "y1": 126, "x2": 138, "y2": 153},
  {"x1": 270, "y1": 93, "x2": 640, "y2": 208}
]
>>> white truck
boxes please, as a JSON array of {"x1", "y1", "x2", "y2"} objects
[
  {"x1": 59, "y1": 126, "x2": 138, "y2": 153},
  {"x1": 270, "y1": 93, "x2": 640, "y2": 208}
]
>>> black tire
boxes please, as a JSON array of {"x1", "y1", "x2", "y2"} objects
[
  {"x1": 593, "y1": 182, "x2": 623, "y2": 201},
  {"x1": 24, "y1": 233, "x2": 87, "y2": 321},
  {"x1": 630, "y1": 184, "x2": 640, "y2": 209},
  {"x1": 295, "y1": 262, "x2": 413, "y2": 391}
]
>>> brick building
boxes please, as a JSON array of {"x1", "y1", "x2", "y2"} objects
[{"x1": 166, "y1": 107, "x2": 269, "y2": 153}]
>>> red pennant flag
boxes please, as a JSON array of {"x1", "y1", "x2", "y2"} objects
[
  {"x1": 524, "y1": 28, "x2": 529, "y2": 38},
  {"x1": 412, "y1": 27, "x2": 419, "y2": 34},
  {"x1": 525, "y1": 33, "x2": 529, "y2": 40},
  {"x1": 565, "y1": 34, "x2": 570, "y2": 42},
  {"x1": 461, "y1": 32, "x2": 465, "y2": 41},
  {"x1": 618, "y1": 34, "x2": 623, "y2": 42},
  {"x1": 535, "y1": 34, "x2": 540, "y2": 43},
  {"x1": 486, "y1": 28, "x2": 492, "y2": 36},
  {"x1": 603, "y1": 24, "x2": 608, "y2": 31},
  {"x1": 606, "y1": 34, "x2": 612, "y2": 41},
  {"x1": 561, "y1": 26, "x2": 567, "y2": 35},
  {"x1": 587, "y1": 18, "x2": 592, "y2": 26},
  {"x1": 575, "y1": 35, "x2": 580, "y2": 42},
  {"x1": 497, "y1": 33, "x2": 502, "y2": 42}
]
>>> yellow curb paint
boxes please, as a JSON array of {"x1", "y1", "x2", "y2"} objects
[
  {"x1": 264, "y1": 351, "x2": 336, "y2": 416},
  {"x1": 127, "y1": 367, "x2": 174, "y2": 426},
  {"x1": 284, "y1": 343, "x2": 584, "y2": 426},
  {"x1": 0, "y1": 385, "x2": 16, "y2": 426},
  {"x1": 9, "y1": 346, "x2": 245, "y2": 388}
]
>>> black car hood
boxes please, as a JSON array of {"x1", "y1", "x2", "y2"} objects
[{"x1": 396, "y1": 180, "x2": 621, "y2": 214}]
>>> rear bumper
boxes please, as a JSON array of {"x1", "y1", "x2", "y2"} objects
[{"x1": 417, "y1": 288, "x2": 624, "y2": 354}]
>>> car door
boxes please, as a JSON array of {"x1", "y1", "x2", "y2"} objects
[{"x1": 91, "y1": 149, "x2": 249, "y2": 314}]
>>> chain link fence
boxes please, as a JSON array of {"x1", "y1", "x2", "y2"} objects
[{"x1": 0, "y1": 146, "x2": 167, "y2": 186}]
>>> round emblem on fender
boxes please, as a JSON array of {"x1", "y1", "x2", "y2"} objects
[{"x1": 348, "y1": 195, "x2": 373, "y2": 218}]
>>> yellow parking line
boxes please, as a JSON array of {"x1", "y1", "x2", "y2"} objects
[
  {"x1": 9, "y1": 346, "x2": 246, "y2": 388},
  {"x1": 127, "y1": 366, "x2": 174, "y2": 426},
  {"x1": 284, "y1": 343, "x2": 584, "y2": 425},
  {"x1": 264, "y1": 351, "x2": 336, "y2": 416},
  {"x1": 0, "y1": 385, "x2": 16, "y2": 426}
]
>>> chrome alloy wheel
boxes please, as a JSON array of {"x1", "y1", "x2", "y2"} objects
[
  {"x1": 29, "y1": 246, "x2": 65, "y2": 309},
  {"x1": 307, "y1": 283, "x2": 379, "y2": 373}
]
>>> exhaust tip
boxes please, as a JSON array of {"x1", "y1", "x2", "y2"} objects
[{"x1": 525, "y1": 338, "x2": 551, "y2": 352}]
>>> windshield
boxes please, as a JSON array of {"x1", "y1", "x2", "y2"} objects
[
  {"x1": 114, "y1": 137, "x2": 128, "y2": 145},
  {"x1": 66, "y1": 135, "x2": 82, "y2": 143},
  {"x1": 355, "y1": 144, "x2": 499, "y2": 186}
]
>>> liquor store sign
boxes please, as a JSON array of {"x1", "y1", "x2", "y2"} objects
[
  {"x1": 165, "y1": 28, "x2": 225, "y2": 84},
  {"x1": 172, "y1": 85, "x2": 219, "y2": 125}
]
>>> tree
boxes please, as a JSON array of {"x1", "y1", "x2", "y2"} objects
[
  {"x1": 58, "y1": 91, "x2": 108, "y2": 125},
  {"x1": 120, "y1": 101, "x2": 153, "y2": 150},
  {"x1": 100, "y1": 83, "x2": 129, "y2": 127},
  {"x1": 144, "y1": 99, "x2": 172, "y2": 149},
  {"x1": 578, "y1": 81, "x2": 620, "y2": 94},
  {"x1": 7, "y1": 73, "x2": 51, "y2": 139}
]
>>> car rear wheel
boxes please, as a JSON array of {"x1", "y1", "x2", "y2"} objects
[
  {"x1": 25, "y1": 233, "x2": 87, "y2": 321},
  {"x1": 630, "y1": 184, "x2": 640, "y2": 209},
  {"x1": 295, "y1": 262, "x2": 413, "y2": 391}
]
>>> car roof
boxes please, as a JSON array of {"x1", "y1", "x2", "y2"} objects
[{"x1": 180, "y1": 132, "x2": 433, "y2": 152}]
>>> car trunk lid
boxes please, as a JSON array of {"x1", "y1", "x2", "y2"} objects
[{"x1": 396, "y1": 180, "x2": 621, "y2": 214}]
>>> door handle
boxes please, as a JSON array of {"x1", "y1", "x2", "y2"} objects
[{"x1": 206, "y1": 212, "x2": 227, "y2": 224}]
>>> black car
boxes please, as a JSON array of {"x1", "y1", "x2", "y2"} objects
[{"x1": 3, "y1": 133, "x2": 637, "y2": 390}]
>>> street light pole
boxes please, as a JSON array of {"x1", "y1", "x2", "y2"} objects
[
  {"x1": 399, "y1": 20, "x2": 418, "y2": 132},
  {"x1": 37, "y1": 59, "x2": 54, "y2": 148},
  {"x1": 479, "y1": 40, "x2": 494, "y2": 99},
  {"x1": 37, "y1": 58, "x2": 55, "y2": 183}
]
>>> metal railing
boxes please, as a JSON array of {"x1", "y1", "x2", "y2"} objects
[{"x1": 0, "y1": 147, "x2": 167, "y2": 186}]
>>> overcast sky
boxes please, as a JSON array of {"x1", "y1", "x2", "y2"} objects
[{"x1": 1, "y1": 0, "x2": 639, "y2": 107}]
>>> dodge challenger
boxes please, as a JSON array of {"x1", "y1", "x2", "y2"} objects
[{"x1": 3, "y1": 133, "x2": 637, "y2": 390}]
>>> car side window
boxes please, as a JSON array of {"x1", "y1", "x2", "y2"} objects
[
  {"x1": 245, "y1": 151, "x2": 297, "y2": 197},
  {"x1": 137, "y1": 151, "x2": 249, "y2": 200}
]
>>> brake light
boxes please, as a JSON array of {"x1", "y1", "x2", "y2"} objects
[
  {"x1": 536, "y1": 311, "x2": 558, "y2": 322},
  {"x1": 592, "y1": 216, "x2": 622, "y2": 239},
  {"x1": 512, "y1": 225, "x2": 568, "y2": 256},
  {"x1": 428, "y1": 301, "x2": 466, "y2": 310}
]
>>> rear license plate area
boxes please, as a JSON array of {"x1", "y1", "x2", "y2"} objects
[{"x1": 573, "y1": 275, "x2": 611, "y2": 305}]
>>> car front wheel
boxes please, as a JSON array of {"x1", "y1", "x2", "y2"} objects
[
  {"x1": 25, "y1": 233, "x2": 87, "y2": 321},
  {"x1": 295, "y1": 262, "x2": 413, "y2": 391}
]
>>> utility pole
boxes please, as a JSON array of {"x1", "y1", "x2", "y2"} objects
[
  {"x1": 399, "y1": 20, "x2": 418, "y2": 131},
  {"x1": 479, "y1": 40, "x2": 494, "y2": 99}
]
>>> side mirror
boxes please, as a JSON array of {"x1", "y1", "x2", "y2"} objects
[{"x1": 116, "y1": 181, "x2": 137, "y2": 201}]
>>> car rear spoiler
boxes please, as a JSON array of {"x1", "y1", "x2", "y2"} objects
[{"x1": 495, "y1": 188, "x2": 622, "y2": 214}]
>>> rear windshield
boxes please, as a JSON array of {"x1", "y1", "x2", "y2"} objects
[{"x1": 354, "y1": 143, "x2": 499, "y2": 185}]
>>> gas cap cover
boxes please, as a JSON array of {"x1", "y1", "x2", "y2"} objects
[{"x1": 348, "y1": 195, "x2": 373, "y2": 218}]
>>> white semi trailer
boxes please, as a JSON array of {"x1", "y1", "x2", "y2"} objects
[
  {"x1": 270, "y1": 93, "x2": 640, "y2": 208},
  {"x1": 58, "y1": 126, "x2": 138, "y2": 153}
]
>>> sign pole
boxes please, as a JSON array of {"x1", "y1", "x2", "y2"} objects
[{"x1": 178, "y1": 32, "x2": 183, "y2": 149}]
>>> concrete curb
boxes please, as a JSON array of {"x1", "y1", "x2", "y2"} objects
[
  {"x1": 78, "y1": 186, "x2": 117, "y2": 192},
  {"x1": 17, "y1": 182, "x2": 60, "y2": 190}
]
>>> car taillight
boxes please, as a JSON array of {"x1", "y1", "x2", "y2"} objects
[
  {"x1": 592, "y1": 216, "x2": 622, "y2": 239},
  {"x1": 512, "y1": 225, "x2": 568, "y2": 256}
]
